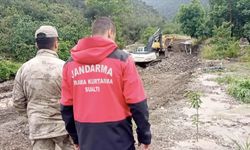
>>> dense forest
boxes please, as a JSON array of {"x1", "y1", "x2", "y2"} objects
[
  {"x1": 176, "y1": 0, "x2": 249, "y2": 59},
  {"x1": 0, "y1": 0, "x2": 165, "y2": 62},
  {"x1": 0, "y1": 0, "x2": 249, "y2": 81}
]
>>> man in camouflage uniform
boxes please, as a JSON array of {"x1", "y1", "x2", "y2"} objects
[{"x1": 12, "y1": 25, "x2": 74, "y2": 150}]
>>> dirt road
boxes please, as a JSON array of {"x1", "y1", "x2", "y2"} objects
[{"x1": 0, "y1": 52, "x2": 249, "y2": 150}]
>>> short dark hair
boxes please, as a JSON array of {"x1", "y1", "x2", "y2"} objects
[
  {"x1": 92, "y1": 17, "x2": 116, "y2": 35},
  {"x1": 35, "y1": 33, "x2": 57, "y2": 50}
]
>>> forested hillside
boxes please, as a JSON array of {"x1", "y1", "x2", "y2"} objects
[
  {"x1": 0, "y1": 0, "x2": 164, "y2": 62},
  {"x1": 0, "y1": 0, "x2": 249, "y2": 82},
  {"x1": 176, "y1": 0, "x2": 249, "y2": 60},
  {"x1": 141, "y1": 0, "x2": 209, "y2": 20}
]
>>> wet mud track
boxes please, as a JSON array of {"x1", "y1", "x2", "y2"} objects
[
  {"x1": 0, "y1": 52, "x2": 199, "y2": 150},
  {"x1": 2, "y1": 52, "x2": 247, "y2": 150}
]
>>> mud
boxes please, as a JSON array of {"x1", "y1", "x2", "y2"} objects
[
  {"x1": 0, "y1": 52, "x2": 249, "y2": 150},
  {"x1": 169, "y1": 74, "x2": 250, "y2": 150}
]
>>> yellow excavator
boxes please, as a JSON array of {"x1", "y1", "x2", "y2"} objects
[
  {"x1": 130, "y1": 28, "x2": 166, "y2": 63},
  {"x1": 130, "y1": 28, "x2": 193, "y2": 64},
  {"x1": 144, "y1": 28, "x2": 166, "y2": 58},
  {"x1": 152, "y1": 35, "x2": 176, "y2": 51}
]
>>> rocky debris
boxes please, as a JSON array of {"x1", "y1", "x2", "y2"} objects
[
  {"x1": 0, "y1": 80, "x2": 14, "y2": 94},
  {"x1": 138, "y1": 52, "x2": 199, "y2": 74},
  {"x1": 0, "y1": 81, "x2": 13, "y2": 108}
]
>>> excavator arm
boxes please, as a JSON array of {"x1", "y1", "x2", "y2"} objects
[{"x1": 145, "y1": 28, "x2": 163, "y2": 53}]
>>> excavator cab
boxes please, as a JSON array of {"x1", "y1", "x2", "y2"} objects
[
  {"x1": 130, "y1": 28, "x2": 166, "y2": 64},
  {"x1": 145, "y1": 28, "x2": 166, "y2": 58}
]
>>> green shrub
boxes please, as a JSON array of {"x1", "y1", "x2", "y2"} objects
[
  {"x1": 58, "y1": 41, "x2": 72, "y2": 61},
  {"x1": 140, "y1": 26, "x2": 158, "y2": 44},
  {"x1": 162, "y1": 22, "x2": 182, "y2": 35},
  {"x1": 228, "y1": 79, "x2": 250, "y2": 103},
  {"x1": 217, "y1": 76, "x2": 250, "y2": 103},
  {"x1": 226, "y1": 41, "x2": 241, "y2": 58},
  {"x1": 201, "y1": 45, "x2": 218, "y2": 59},
  {"x1": 240, "y1": 46, "x2": 250, "y2": 62},
  {"x1": 202, "y1": 41, "x2": 240, "y2": 59},
  {"x1": 216, "y1": 76, "x2": 236, "y2": 84},
  {"x1": 232, "y1": 138, "x2": 250, "y2": 150},
  {"x1": 202, "y1": 22, "x2": 241, "y2": 60},
  {"x1": 0, "y1": 60, "x2": 21, "y2": 82}
]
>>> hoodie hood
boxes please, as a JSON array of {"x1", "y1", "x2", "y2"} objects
[{"x1": 71, "y1": 36, "x2": 118, "y2": 64}]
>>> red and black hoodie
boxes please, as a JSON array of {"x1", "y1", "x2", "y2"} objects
[{"x1": 60, "y1": 36, "x2": 151, "y2": 150}]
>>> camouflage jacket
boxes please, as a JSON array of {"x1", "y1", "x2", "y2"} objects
[{"x1": 13, "y1": 49, "x2": 68, "y2": 140}]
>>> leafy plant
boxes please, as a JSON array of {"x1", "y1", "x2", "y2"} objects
[
  {"x1": 0, "y1": 0, "x2": 166, "y2": 62},
  {"x1": 202, "y1": 22, "x2": 241, "y2": 59},
  {"x1": 240, "y1": 46, "x2": 250, "y2": 62},
  {"x1": 185, "y1": 91, "x2": 202, "y2": 142},
  {"x1": 216, "y1": 76, "x2": 236, "y2": 84},
  {"x1": 177, "y1": 0, "x2": 206, "y2": 38},
  {"x1": 0, "y1": 60, "x2": 21, "y2": 82},
  {"x1": 231, "y1": 138, "x2": 250, "y2": 150},
  {"x1": 209, "y1": 0, "x2": 250, "y2": 39},
  {"x1": 216, "y1": 76, "x2": 250, "y2": 103},
  {"x1": 228, "y1": 79, "x2": 250, "y2": 103}
]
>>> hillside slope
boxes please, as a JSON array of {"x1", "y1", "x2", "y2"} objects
[
  {"x1": 141, "y1": 0, "x2": 209, "y2": 20},
  {"x1": 0, "y1": 0, "x2": 164, "y2": 62}
]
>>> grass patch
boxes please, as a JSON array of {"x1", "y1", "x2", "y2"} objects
[
  {"x1": 216, "y1": 76, "x2": 250, "y2": 103},
  {"x1": 216, "y1": 76, "x2": 236, "y2": 84},
  {"x1": 0, "y1": 60, "x2": 21, "y2": 82},
  {"x1": 231, "y1": 138, "x2": 250, "y2": 150},
  {"x1": 240, "y1": 46, "x2": 250, "y2": 62},
  {"x1": 201, "y1": 45, "x2": 217, "y2": 59},
  {"x1": 201, "y1": 41, "x2": 240, "y2": 60},
  {"x1": 201, "y1": 22, "x2": 246, "y2": 60}
]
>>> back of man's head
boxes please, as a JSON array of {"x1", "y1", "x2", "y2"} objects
[
  {"x1": 92, "y1": 17, "x2": 116, "y2": 36},
  {"x1": 35, "y1": 25, "x2": 59, "y2": 50}
]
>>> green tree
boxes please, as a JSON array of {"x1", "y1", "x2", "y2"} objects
[
  {"x1": 0, "y1": 0, "x2": 166, "y2": 61},
  {"x1": 140, "y1": 26, "x2": 158, "y2": 44},
  {"x1": 209, "y1": 0, "x2": 250, "y2": 38},
  {"x1": 84, "y1": 0, "x2": 129, "y2": 21},
  {"x1": 161, "y1": 22, "x2": 182, "y2": 35},
  {"x1": 8, "y1": 15, "x2": 38, "y2": 62},
  {"x1": 202, "y1": 22, "x2": 240, "y2": 59},
  {"x1": 177, "y1": 0, "x2": 206, "y2": 38},
  {"x1": 0, "y1": 0, "x2": 91, "y2": 61},
  {"x1": 243, "y1": 22, "x2": 250, "y2": 41}
]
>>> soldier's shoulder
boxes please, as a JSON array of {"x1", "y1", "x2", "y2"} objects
[
  {"x1": 20, "y1": 58, "x2": 36, "y2": 69},
  {"x1": 56, "y1": 58, "x2": 65, "y2": 65}
]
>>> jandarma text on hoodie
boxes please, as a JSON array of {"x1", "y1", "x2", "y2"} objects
[{"x1": 72, "y1": 64, "x2": 113, "y2": 78}]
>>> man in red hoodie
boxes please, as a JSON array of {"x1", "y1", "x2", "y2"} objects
[{"x1": 60, "y1": 17, "x2": 151, "y2": 150}]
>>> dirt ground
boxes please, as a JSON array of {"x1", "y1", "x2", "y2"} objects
[{"x1": 0, "y1": 52, "x2": 249, "y2": 150}]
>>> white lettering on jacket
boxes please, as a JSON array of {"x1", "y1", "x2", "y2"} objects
[
  {"x1": 73, "y1": 78, "x2": 113, "y2": 85},
  {"x1": 71, "y1": 64, "x2": 113, "y2": 78}
]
